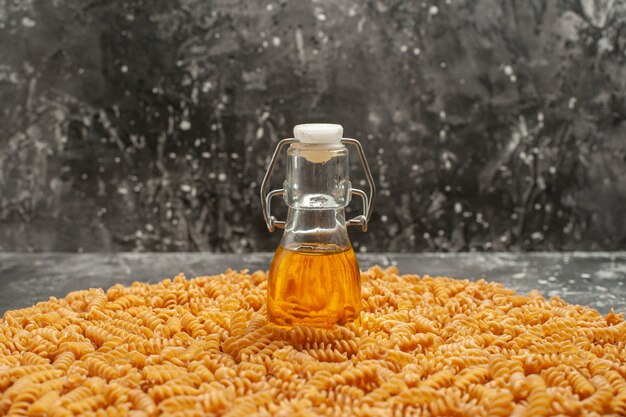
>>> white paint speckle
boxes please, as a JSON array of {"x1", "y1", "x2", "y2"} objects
[
  {"x1": 531, "y1": 232, "x2": 544, "y2": 241},
  {"x1": 568, "y1": 97, "x2": 577, "y2": 109},
  {"x1": 597, "y1": 37, "x2": 612, "y2": 53},
  {"x1": 596, "y1": 269, "x2": 622, "y2": 280},
  {"x1": 180, "y1": 120, "x2": 191, "y2": 131},
  {"x1": 218, "y1": 173, "x2": 227, "y2": 182},
  {"x1": 428, "y1": 5, "x2": 439, "y2": 15},
  {"x1": 272, "y1": 36, "x2": 281, "y2": 47},
  {"x1": 21, "y1": 17, "x2": 36, "y2": 28},
  {"x1": 120, "y1": 65, "x2": 129, "y2": 73}
]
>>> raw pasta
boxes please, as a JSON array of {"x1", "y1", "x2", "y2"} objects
[{"x1": 0, "y1": 266, "x2": 625, "y2": 416}]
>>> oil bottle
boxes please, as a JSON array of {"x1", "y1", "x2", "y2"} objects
[{"x1": 260, "y1": 124, "x2": 375, "y2": 328}]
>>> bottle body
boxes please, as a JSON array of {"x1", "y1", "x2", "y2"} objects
[
  {"x1": 267, "y1": 142, "x2": 361, "y2": 328},
  {"x1": 268, "y1": 208, "x2": 361, "y2": 328}
]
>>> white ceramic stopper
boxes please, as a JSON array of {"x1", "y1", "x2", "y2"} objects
[{"x1": 294, "y1": 123, "x2": 343, "y2": 144}]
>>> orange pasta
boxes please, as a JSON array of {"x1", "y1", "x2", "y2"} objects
[{"x1": 0, "y1": 267, "x2": 624, "y2": 416}]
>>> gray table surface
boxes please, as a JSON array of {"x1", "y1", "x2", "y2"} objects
[{"x1": 1, "y1": 252, "x2": 624, "y2": 315}]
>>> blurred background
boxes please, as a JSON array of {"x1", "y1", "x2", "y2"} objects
[{"x1": 0, "y1": 0, "x2": 624, "y2": 253}]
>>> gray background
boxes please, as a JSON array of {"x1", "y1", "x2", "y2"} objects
[{"x1": 1, "y1": 0, "x2": 625, "y2": 253}]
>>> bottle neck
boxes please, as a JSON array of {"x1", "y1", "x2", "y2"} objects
[
  {"x1": 284, "y1": 144, "x2": 350, "y2": 209},
  {"x1": 280, "y1": 208, "x2": 350, "y2": 250}
]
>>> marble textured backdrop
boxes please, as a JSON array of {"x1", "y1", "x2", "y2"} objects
[{"x1": 0, "y1": 0, "x2": 625, "y2": 253}]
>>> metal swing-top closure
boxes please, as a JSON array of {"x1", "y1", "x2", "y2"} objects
[{"x1": 260, "y1": 123, "x2": 376, "y2": 232}]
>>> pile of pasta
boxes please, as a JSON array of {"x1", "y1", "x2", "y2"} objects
[{"x1": 1, "y1": 266, "x2": 625, "y2": 417}]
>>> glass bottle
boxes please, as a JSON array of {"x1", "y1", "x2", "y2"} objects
[{"x1": 260, "y1": 124, "x2": 375, "y2": 328}]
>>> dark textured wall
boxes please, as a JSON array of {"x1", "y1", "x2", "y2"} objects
[{"x1": 0, "y1": 0, "x2": 625, "y2": 253}]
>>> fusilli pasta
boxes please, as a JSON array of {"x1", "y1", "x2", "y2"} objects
[{"x1": 0, "y1": 266, "x2": 624, "y2": 416}]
